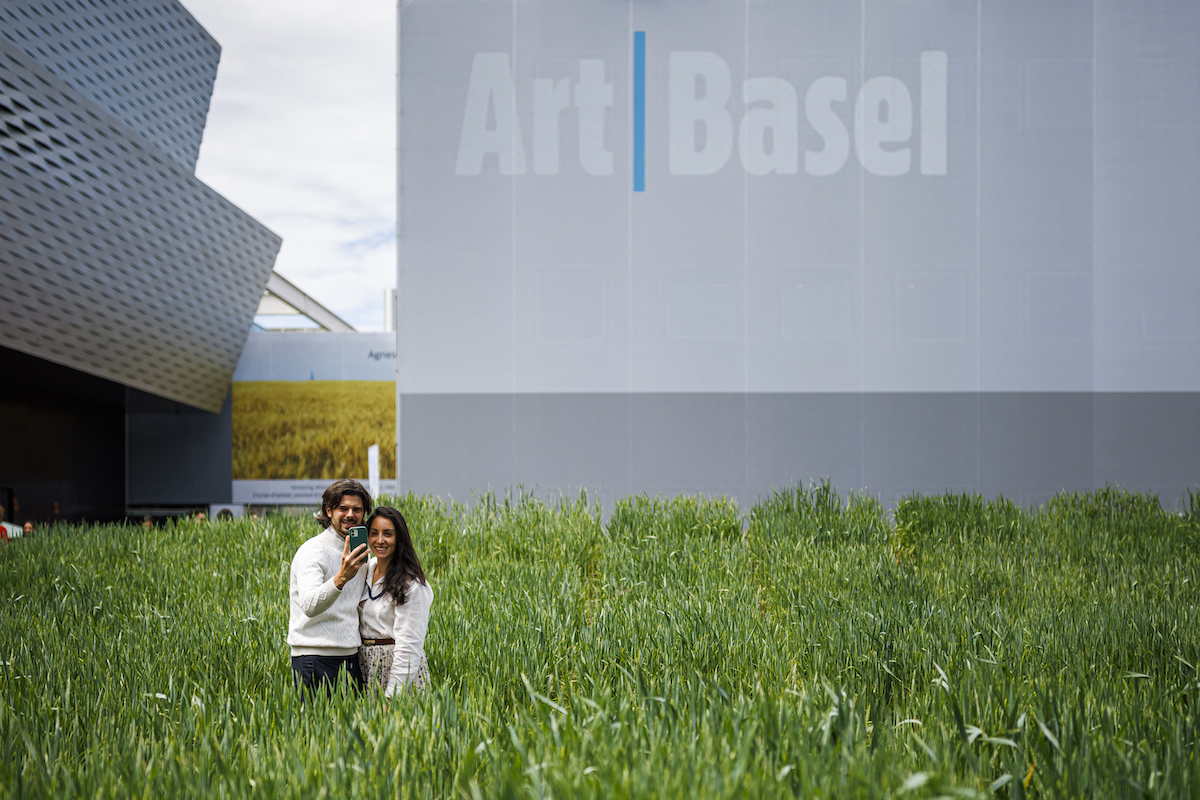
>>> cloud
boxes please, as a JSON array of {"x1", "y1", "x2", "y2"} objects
[
  {"x1": 185, "y1": 0, "x2": 396, "y2": 331},
  {"x1": 343, "y1": 225, "x2": 398, "y2": 255}
]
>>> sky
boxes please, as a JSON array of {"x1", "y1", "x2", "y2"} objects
[{"x1": 185, "y1": 0, "x2": 396, "y2": 332}]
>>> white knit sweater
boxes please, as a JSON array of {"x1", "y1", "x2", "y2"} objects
[{"x1": 288, "y1": 527, "x2": 367, "y2": 656}]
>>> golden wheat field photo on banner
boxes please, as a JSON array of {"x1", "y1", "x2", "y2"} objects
[{"x1": 232, "y1": 380, "x2": 396, "y2": 479}]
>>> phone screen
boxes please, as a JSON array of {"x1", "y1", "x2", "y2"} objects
[{"x1": 347, "y1": 525, "x2": 369, "y2": 559}]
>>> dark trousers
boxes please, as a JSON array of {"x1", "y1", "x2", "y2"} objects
[{"x1": 291, "y1": 654, "x2": 364, "y2": 697}]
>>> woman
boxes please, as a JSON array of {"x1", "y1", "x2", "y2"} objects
[{"x1": 358, "y1": 506, "x2": 433, "y2": 695}]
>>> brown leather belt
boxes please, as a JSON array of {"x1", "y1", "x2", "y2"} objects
[{"x1": 361, "y1": 638, "x2": 395, "y2": 646}]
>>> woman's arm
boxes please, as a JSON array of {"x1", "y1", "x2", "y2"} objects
[{"x1": 386, "y1": 581, "x2": 433, "y2": 697}]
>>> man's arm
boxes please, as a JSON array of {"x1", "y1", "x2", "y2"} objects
[
  {"x1": 291, "y1": 551, "x2": 342, "y2": 618},
  {"x1": 386, "y1": 581, "x2": 433, "y2": 696},
  {"x1": 291, "y1": 535, "x2": 368, "y2": 617}
]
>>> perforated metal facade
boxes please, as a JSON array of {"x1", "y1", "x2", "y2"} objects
[
  {"x1": 0, "y1": 0, "x2": 220, "y2": 171},
  {"x1": 0, "y1": 9, "x2": 280, "y2": 414}
]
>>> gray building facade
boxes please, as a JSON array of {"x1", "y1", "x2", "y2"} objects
[
  {"x1": 397, "y1": 0, "x2": 1200, "y2": 509},
  {"x1": 0, "y1": 0, "x2": 280, "y2": 522}
]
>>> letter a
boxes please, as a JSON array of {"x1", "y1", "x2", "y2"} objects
[
  {"x1": 739, "y1": 77, "x2": 799, "y2": 175},
  {"x1": 455, "y1": 53, "x2": 527, "y2": 176}
]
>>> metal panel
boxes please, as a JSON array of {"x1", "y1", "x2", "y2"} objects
[
  {"x1": 0, "y1": 38, "x2": 281, "y2": 412},
  {"x1": 0, "y1": 0, "x2": 221, "y2": 171}
]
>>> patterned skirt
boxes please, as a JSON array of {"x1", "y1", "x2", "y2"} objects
[{"x1": 359, "y1": 644, "x2": 430, "y2": 694}]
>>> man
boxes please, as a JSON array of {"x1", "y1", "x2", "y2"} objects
[
  {"x1": 22, "y1": 521, "x2": 33, "y2": 537},
  {"x1": 288, "y1": 478, "x2": 372, "y2": 693}
]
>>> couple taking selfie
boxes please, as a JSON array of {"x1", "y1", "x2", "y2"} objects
[{"x1": 287, "y1": 479, "x2": 432, "y2": 696}]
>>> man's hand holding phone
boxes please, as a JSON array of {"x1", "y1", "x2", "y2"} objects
[{"x1": 334, "y1": 528, "x2": 369, "y2": 590}]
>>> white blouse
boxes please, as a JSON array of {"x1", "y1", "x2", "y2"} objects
[{"x1": 359, "y1": 558, "x2": 433, "y2": 695}]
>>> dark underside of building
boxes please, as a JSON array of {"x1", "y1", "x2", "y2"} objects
[{"x1": 0, "y1": 344, "x2": 232, "y2": 524}]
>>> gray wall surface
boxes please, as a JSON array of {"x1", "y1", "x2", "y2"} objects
[
  {"x1": 126, "y1": 388, "x2": 233, "y2": 507},
  {"x1": 398, "y1": 1, "x2": 1200, "y2": 506},
  {"x1": 399, "y1": 393, "x2": 1200, "y2": 508}
]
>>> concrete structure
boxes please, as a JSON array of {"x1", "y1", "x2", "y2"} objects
[
  {"x1": 255, "y1": 272, "x2": 356, "y2": 333},
  {"x1": 0, "y1": 0, "x2": 281, "y2": 522},
  {"x1": 397, "y1": 0, "x2": 1200, "y2": 509}
]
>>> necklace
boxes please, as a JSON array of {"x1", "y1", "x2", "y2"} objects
[{"x1": 367, "y1": 567, "x2": 387, "y2": 601}]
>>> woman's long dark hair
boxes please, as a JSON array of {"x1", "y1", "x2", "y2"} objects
[{"x1": 367, "y1": 506, "x2": 427, "y2": 605}]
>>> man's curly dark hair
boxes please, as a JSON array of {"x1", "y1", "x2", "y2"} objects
[{"x1": 316, "y1": 479, "x2": 373, "y2": 529}]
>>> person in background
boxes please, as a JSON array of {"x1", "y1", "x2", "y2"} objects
[
  {"x1": 22, "y1": 521, "x2": 33, "y2": 537},
  {"x1": 142, "y1": 516, "x2": 153, "y2": 530},
  {"x1": 0, "y1": 508, "x2": 19, "y2": 542},
  {"x1": 288, "y1": 479, "x2": 372, "y2": 694},
  {"x1": 358, "y1": 506, "x2": 433, "y2": 696}
]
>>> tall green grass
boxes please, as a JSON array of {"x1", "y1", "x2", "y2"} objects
[{"x1": 0, "y1": 484, "x2": 1197, "y2": 798}]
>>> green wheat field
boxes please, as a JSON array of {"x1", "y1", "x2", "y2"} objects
[
  {"x1": 232, "y1": 381, "x2": 396, "y2": 480},
  {"x1": 1, "y1": 485, "x2": 1198, "y2": 798}
]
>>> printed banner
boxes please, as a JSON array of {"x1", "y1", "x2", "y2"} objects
[
  {"x1": 232, "y1": 332, "x2": 396, "y2": 500},
  {"x1": 399, "y1": 0, "x2": 1200, "y2": 394},
  {"x1": 232, "y1": 480, "x2": 399, "y2": 505}
]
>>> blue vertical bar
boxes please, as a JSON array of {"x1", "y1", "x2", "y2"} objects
[{"x1": 633, "y1": 31, "x2": 646, "y2": 192}]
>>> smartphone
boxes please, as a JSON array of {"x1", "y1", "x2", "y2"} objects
[{"x1": 347, "y1": 525, "x2": 370, "y2": 561}]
